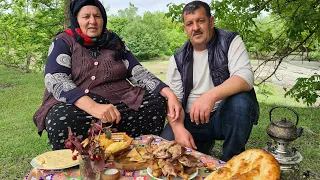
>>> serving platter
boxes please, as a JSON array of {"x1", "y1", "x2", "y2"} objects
[{"x1": 30, "y1": 149, "x2": 79, "y2": 170}]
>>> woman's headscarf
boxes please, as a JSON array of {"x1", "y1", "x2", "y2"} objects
[{"x1": 65, "y1": 0, "x2": 126, "y2": 60}]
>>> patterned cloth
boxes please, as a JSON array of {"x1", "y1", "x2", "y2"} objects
[{"x1": 25, "y1": 135, "x2": 225, "y2": 180}]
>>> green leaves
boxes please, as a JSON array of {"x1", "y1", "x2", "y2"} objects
[
  {"x1": 0, "y1": 0, "x2": 63, "y2": 72},
  {"x1": 1, "y1": 0, "x2": 319, "y2": 106},
  {"x1": 165, "y1": 3, "x2": 185, "y2": 22},
  {"x1": 108, "y1": 9, "x2": 186, "y2": 60},
  {"x1": 285, "y1": 74, "x2": 320, "y2": 106},
  {"x1": 165, "y1": 0, "x2": 320, "y2": 106}
]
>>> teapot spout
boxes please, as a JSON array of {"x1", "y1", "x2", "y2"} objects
[{"x1": 297, "y1": 127, "x2": 303, "y2": 137}]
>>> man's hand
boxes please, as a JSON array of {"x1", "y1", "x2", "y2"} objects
[
  {"x1": 168, "y1": 108, "x2": 196, "y2": 150},
  {"x1": 173, "y1": 125, "x2": 197, "y2": 150},
  {"x1": 190, "y1": 91, "x2": 216, "y2": 125}
]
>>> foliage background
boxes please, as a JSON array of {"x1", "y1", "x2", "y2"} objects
[{"x1": 0, "y1": 0, "x2": 318, "y2": 105}]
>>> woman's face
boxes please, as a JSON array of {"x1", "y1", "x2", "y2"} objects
[{"x1": 77, "y1": 5, "x2": 103, "y2": 37}]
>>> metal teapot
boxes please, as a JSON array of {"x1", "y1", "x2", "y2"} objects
[{"x1": 266, "y1": 106, "x2": 303, "y2": 143}]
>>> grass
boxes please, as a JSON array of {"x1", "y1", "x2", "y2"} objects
[
  {"x1": 0, "y1": 59, "x2": 319, "y2": 179},
  {"x1": 0, "y1": 66, "x2": 51, "y2": 179}
]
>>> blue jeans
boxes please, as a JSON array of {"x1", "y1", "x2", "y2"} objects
[{"x1": 161, "y1": 91, "x2": 259, "y2": 161}]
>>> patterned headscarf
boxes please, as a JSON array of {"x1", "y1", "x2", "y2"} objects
[{"x1": 65, "y1": 0, "x2": 126, "y2": 60}]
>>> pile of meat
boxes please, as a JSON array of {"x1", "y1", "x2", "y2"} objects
[{"x1": 146, "y1": 137, "x2": 202, "y2": 180}]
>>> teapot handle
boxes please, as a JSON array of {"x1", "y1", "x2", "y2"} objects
[{"x1": 269, "y1": 106, "x2": 299, "y2": 125}]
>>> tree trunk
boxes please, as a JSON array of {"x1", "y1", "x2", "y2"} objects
[
  {"x1": 64, "y1": 0, "x2": 72, "y2": 29},
  {"x1": 25, "y1": 52, "x2": 31, "y2": 73}
]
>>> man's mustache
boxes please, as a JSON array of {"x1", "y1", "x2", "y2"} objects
[{"x1": 192, "y1": 31, "x2": 203, "y2": 36}]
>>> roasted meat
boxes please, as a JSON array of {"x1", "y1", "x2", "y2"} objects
[
  {"x1": 178, "y1": 154, "x2": 199, "y2": 167},
  {"x1": 168, "y1": 143, "x2": 186, "y2": 161},
  {"x1": 161, "y1": 159, "x2": 177, "y2": 177},
  {"x1": 146, "y1": 137, "x2": 199, "y2": 179}
]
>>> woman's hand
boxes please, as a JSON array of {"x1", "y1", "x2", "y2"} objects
[
  {"x1": 166, "y1": 95, "x2": 183, "y2": 122},
  {"x1": 160, "y1": 87, "x2": 183, "y2": 122},
  {"x1": 74, "y1": 96, "x2": 121, "y2": 124},
  {"x1": 90, "y1": 103, "x2": 121, "y2": 124}
]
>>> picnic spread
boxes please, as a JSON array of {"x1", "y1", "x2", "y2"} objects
[
  {"x1": 25, "y1": 135, "x2": 226, "y2": 180},
  {"x1": 26, "y1": 108, "x2": 297, "y2": 180},
  {"x1": 26, "y1": 105, "x2": 306, "y2": 180}
]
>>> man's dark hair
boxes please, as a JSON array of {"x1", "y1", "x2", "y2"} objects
[{"x1": 182, "y1": 1, "x2": 211, "y2": 22}]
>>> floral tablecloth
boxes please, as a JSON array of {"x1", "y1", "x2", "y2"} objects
[{"x1": 25, "y1": 135, "x2": 225, "y2": 180}]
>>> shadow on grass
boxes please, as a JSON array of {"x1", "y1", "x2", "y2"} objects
[{"x1": 0, "y1": 83, "x2": 17, "y2": 90}]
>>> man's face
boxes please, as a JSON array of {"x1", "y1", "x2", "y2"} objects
[
  {"x1": 77, "y1": 6, "x2": 103, "y2": 37},
  {"x1": 183, "y1": 7, "x2": 214, "y2": 51}
]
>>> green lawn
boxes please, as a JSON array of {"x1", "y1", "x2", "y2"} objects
[{"x1": 0, "y1": 61, "x2": 319, "y2": 179}]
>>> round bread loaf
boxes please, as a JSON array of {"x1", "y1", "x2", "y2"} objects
[{"x1": 205, "y1": 149, "x2": 280, "y2": 180}]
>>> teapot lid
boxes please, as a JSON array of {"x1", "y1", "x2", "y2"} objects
[
  {"x1": 270, "y1": 106, "x2": 299, "y2": 127},
  {"x1": 273, "y1": 118, "x2": 295, "y2": 128}
]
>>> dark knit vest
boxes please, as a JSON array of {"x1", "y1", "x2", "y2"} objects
[{"x1": 174, "y1": 28, "x2": 238, "y2": 108}]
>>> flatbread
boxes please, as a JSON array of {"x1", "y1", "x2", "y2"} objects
[
  {"x1": 127, "y1": 147, "x2": 146, "y2": 162},
  {"x1": 34, "y1": 149, "x2": 79, "y2": 169},
  {"x1": 136, "y1": 147, "x2": 147, "y2": 155},
  {"x1": 130, "y1": 155, "x2": 145, "y2": 162},
  {"x1": 204, "y1": 149, "x2": 280, "y2": 180},
  {"x1": 127, "y1": 147, "x2": 140, "y2": 158}
]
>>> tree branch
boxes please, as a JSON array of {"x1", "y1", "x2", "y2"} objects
[
  {"x1": 255, "y1": 0, "x2": 273, "y2": 14},
  {"x1": 291, "y1": 4, "x2": 303, "y2": 21},
  {"x1": 255, "y1": 29, "x2": 316, "y2": 85}
]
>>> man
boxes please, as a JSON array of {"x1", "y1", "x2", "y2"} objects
[{"x1": 161, "y1": 0, "x2": 259, "y2": 161}]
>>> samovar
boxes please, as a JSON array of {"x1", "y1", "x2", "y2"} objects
[{"x1": 265, "y1": 106, "x2": 304, "y2": 180}]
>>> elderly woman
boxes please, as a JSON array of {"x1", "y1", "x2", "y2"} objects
[{"x1": 33, "y1": 0, "x2": 182, "y2": 150}]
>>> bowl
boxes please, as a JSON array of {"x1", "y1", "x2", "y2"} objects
[{"x1": 101, "y1": 168, "x2": 120, "y2": 180}]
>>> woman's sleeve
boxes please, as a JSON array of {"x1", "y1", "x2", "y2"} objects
[
  {"x1": 122, "y1": 51, "x2": 168, "y2": 94},
  {"x1": 44, "y1": 38, "x2": 86, "y2": 104}
]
